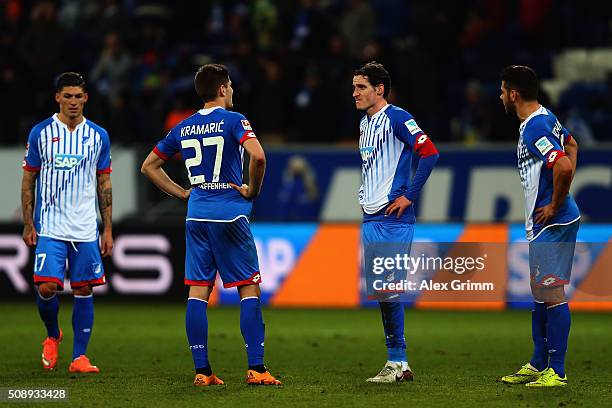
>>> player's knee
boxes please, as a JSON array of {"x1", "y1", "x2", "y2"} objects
[
  {"x1": 38, "y1": 283, "x2": 58, "y2": 298},
  {"x1": 188, "y1": 285, "x2": 212, "y2": 301},
  {"x1": 533, "y1": 285, "x2": 565, "y2": 304},
  {"x1": 237, "y1": 283, "x2": 260, "y2": 299},
  {"x1": 72, "y1": 286, "x2": 93, "y2": 297}
]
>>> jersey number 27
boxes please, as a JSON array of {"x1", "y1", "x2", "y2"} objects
[{"x1": 181, "y1": 136, "x2": 224, "y2": 184}]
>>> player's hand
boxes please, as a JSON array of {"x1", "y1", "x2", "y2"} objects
[
  {"x1": 182, "y1": 188, "x2": 192, "y2": 201},
  {"x1": 385, "y1": 196, "x2": 413, "y2": 218},
  {"x1": 534, "y1": 204, "x2": 556, "y2": 225},
  {"x1": 22, "y1": 223, "x2": 37, "y2": 247},
  {"x1": 100, "y1": 229, "x2": 114, "y2": 257},
  {"x1": 229, "y1": 183, "x2": 257, "y2": 199}
]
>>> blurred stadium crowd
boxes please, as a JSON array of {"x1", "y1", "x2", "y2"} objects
[{"x1": 1, "y1": 0, "x2": 611, "y2": 146}]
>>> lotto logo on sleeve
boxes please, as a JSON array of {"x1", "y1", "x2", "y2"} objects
[
  {"x1": 54, "y1": 154, "x2": 85, "y2": 170},
  {"x1": 535, "y1": 137, "x2": 554, "y2": 155},
  {"x1": 548, "y1": 151, "x2": 558, "y2": 163},
  {"x1": 404, "y1": 119, "x2": 422, "y2": 135},
  {"x1": 241, "y1": 120, "x2": 252, "y2": 131}
]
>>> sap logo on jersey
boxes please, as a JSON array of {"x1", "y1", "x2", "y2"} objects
[
  {"x1": 54, "y1": 154, "x2": 85, "y2": 170},
  {"x1": 360, "y1": 146, "x2": 374, "y2": 161}
]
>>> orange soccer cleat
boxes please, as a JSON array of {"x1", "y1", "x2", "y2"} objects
[
  {"x1": 193, "y1": 373, "x2": 225, "y2": 386},
  {"x1": 41, "y1": 329, "x2": 63, "y2": 370},
  {"x1": 246, "y1": 369, "x2": 282, "y2": 385},
  {"x1": 69, "y1": 355, "x2": 100, "y2": 373}
]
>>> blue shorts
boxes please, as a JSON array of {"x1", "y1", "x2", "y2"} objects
[
  {"x1": 529, "y1": 220, "x2": 579, "y2": 287},
  {"x1": 33, "y1": 236, "x2": 105, "y2": 290},
  {"x1": 185, "y1": 218, "x2": 260, "y2": 288},
  {"x1": 362, "y1": 217, "x2": 414, "y2": 299}
]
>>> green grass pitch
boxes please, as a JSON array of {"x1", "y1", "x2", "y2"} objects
[{"x1": 1, "y1": 302, "x2": 611, "y2": 407}]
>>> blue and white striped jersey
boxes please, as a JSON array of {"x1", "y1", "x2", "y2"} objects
[
  {"x1": 358, "y1": 104, "x2": 435, "y2": 223},
  {"x1": 517, "y1": 106, "x2": 580, "y2": 240},
  {"x1": 23, "y1": 114, "x2": 112, "y2": 242}
]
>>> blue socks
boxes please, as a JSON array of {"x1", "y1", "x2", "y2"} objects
[
  {"x1": 379, "y1": 301, "x2": 407, "y2": 363},
  {"x1": 240, "y1": 297, "x2": 265, "y2": 367},
  {"x1": 546, "y1": 302, "x2": 571, "y2": 377},
  {"x1": 37, "y1": 291, "x2": 96, "y2": 360},
  {"x1": 36, "y1": 292, "x2": 60, "y2": 339},
  {"x1": 185, "y1": 298, "x2": 209, "y2": 370},
  {"x1": 185, "y1": 296, "x2": 266, "y2": 372},
  {"x1": 530, "y1": 301, "x2": 548, "y2": 371},
  {"x1": 72, "y1": 295, "x2": 94, "y2": 360}
]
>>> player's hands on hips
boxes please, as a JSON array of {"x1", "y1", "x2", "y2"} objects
[
  {"x1": 100, "y1": 229, "x2": 114, "y2": 257},
  {"x1": 385, "y1": 196, "x2": 413, "y2": 218},
  {"x1": 534, "y1": 204, "x2": 556, "y2": 225},
  {"x1": 182, "y1": 188, "x2": 192, "y2": 201},
  {"x1": 22, "y1": 223, "x2": 37, "y2": 247},
  {"x1": 229, "y1": 183, "x2": 257, "y2": 199}
]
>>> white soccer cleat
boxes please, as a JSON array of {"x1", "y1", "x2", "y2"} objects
[{"x1": 366, "y1": 361, "x2": 414, "y2": 383}]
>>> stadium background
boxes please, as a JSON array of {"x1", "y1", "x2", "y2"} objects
[{"x1": 0, "y1": 1, "x2": 611, "y2": 406}]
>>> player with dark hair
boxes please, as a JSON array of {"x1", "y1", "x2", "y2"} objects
[
  {"x1": 141, "y1": 64, "x2": 281, "y2": 386},
  {"x1": 21, "y1": 72, "x2": 113, "y2": 373},
  {"x1": 499, "y1": 65, "x2": 579, "y2": 387},
  {"x1": 352, "y1": 62, "x2": 439, "y2": 382}
]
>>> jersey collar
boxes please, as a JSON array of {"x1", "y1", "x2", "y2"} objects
[
  {"x1": 519, "y1": 105, "x2": 546, "y2": 134},
  {"x1": 368, "y1": 103, "x2": 390, "y2": 121},
  {"x1": 53, "y1": 113, "x2": 87, "y2": 132},
  {"x1": 198, "y1": 106, "x2": 223, "y2": 116}
]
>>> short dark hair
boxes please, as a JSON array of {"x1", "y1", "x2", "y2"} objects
[
  {"x1": 55, "y1": 72, "x2": 86, "y2": 93},
  {"x1": 500, "y1": 65, "x2": 539, "y2": 101},
  {"x1": 194, "y1": 64, "x2": 230, "y2": 102},
  {"x1": 354, "y1": 61, "x2": 391, "y2": 98}
]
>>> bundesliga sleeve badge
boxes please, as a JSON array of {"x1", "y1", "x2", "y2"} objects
[
  {"x1": 535, "y1": 137, "x2": 554, "y2": 155},
  {"x1": 404, "y1": 119, "x2": 422, "y2": 135},
  {"x1": 241, "y1": 120, "x2": 252, "y2": 131}
]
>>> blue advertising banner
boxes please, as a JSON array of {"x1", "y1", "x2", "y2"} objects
[{"x1": 253, "y1": 148, "x2": 612, "y2": 222}]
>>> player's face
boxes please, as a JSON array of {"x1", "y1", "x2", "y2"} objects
[
  {"x1": 223, "y1": 79, "x2": 234, "y2": 109},
  {"x1": 499, "y1": 81, "x2": 515, "y2": 114},
  {"x1": 352, "y1": 75, "x2": 382, "y2": 111},
  {"x1": 55, "y1": 86, "x2": 88, "y2": 119}
]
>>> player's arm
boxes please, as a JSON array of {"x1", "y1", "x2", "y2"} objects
[
  {"x1": 386, "y1": 133, "x2": 439, "y2": 218},
  {"x1": 563, "y1": 134, "x2": 578, "y2": 178},
  {"x1": 534, "y1": 154, "x2": 574, "y2": 225},
  {"x1": 21, "y1": 169, "x2": 38, "y2": 247},
  {"x1": 21, "y1": 130, "x2": 41, "y2": 247},
  {"x1": 230, "y1": 138, "x2": 266, "y2": 199},
  {"x1": 96, "y1": 172, "x2": 113, "y2": 257},
  {"x1": 141, "y1": 151, "x2": 191, "y2": 200}
]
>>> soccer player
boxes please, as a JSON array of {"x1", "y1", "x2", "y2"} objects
[
  {"x1": 21, "y1": 72, "x2": 113, "y2": 373},
  {"x1": 499, "y1": 65, "x2": 579, "y2": 387},
  {"x1": 352, "y1": 62, "x2": 439, "y2": 383},
  {"x1": 141, "y1": 64, "x2": 281, "y2": 386}
]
